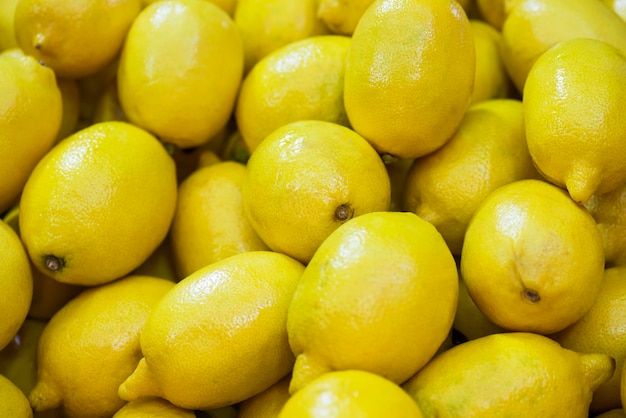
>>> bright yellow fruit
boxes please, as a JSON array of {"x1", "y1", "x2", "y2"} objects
[
  {"x1": 234, "y1": 0, "x2": 330, "y2": 72},
  {"x1": 404, "y1": 332, "x2": 615, "y2": 417},
  {"x1": 143, "y1": 0, "x2": 238, "y2": 15},
  {"x1": 460, "y1": 179, "x2": 605, "y2": 334},
  {"x1": 118, "y1": 0, "x2": 243, "y2": 148},
  {"x1": 469, "y1": 20, "x2": 511, "y2": 104},
  {"x1": 523, "y1": 38, "x2": 626, "y2": 204},
  {"x1": 344, "y1": 0, "x2": 475, "y2": 159},
  {"x1": 242, "y1": 120, "x2": 390, "y2": 264},
  {"x1": 386, "y1": 157, "x2": 414, "y2": 212},
  {"x1": 112, "y1": 397, "x2": 195, "y2": 418},
  {"x1": 604, "y1": 0, "x2": 626, "y2": 22},
  {"x1": 235, "y1": 35, "x2": 351, "y2": 153},
  {"x1": 0, "y1": 0, "x2": 19, "y2": 51},
  {"x1": 501, "y1": 0, "x2": 626, "y2": 93},
  {"x1": 0, "y1": 220, "x2": 32, "y2": 351},
  {"x1": 0, "y1": 52, "x2": 62, "y2": 214},
  {"x1": 55, "y1": 78, "x2": 81, "y2": 142},
  {"x1": 237, "y1": 375, "x2": 290, "y2": 418},
  {"x1": 279, "y1": 370, "x2": 424, "y2": 418},
  {"x1": 19, "y1": 121, "x2": 177, "y2": 286},
  {"x1": 170, "y1": 161, "x2": 269, "y2": 279},
  {"x1": 287, "y1": 211, "x2": 458, "y2": 393},
  {"x1": 14, "y1": 0, "x2": 141, "y2": 79},
  {"x1": 551, "y1": 266, "x2": 626, "y2": 414},
  {"x1": 118, "y1": 251, "x2": 305, "y2": 410},
  {"x1": 28, "y1": 275, "x2": 174, "y2": 418},
  {"x1": 596, "y1": 410, "x2": 626, "y2": 418},
  {"x1": 316, "y1": 0, "x2": 375, "y2": 35},
  {"x1": 403, "y1": 99, "x2": 537, "y2": 255},
  {"x1": 585, "y1": 183, "x2": 626, "y2": 267},
  {"x1": 0, "y1": 373, "x2": 32, "y2": 418}
]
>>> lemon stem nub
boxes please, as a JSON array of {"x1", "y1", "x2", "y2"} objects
[
  {"x1": 524, "y1": 289, "x2": 540, "y2": 303},
  {"x1": 334, "y1": 204, "x2": 353, "y2": 222},
  {"x1": 45, "y1": 255, "x2": 62, "y2": 272}
]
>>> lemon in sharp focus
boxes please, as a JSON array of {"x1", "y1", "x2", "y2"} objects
[
  {"x1": 343, "y1": 0, "x2": 475, "y2": 159},
  {"x1": 287, "y1": 211, "x2": 458, "y2": 393},
  {"x1": 19, "y1": 121, "x2": 177, "y2": 286},
  {"x1": 523, "y1": 37, "x2": 626, "y2": 204},
  {"x1": 460, "y1": 179, "x2": 605, "y2": 334},
  {"x1": 242, "y1": 120, "x2": 390, "y2": 264}
]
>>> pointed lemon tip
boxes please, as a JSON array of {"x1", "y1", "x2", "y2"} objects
[
  {"x1": 579, "y1": 352, "x2": 615, "y2": 393},
  {"x1": 28, "y1": 379, "x2": 62, "y2": 412},
  {"x1": 565, "y1": 164, "x2": 601, "y2": 204},
  {"x1": 118, "y1": 358, "x2": 161, "y2": 402},
  {"x1": 289, "y1": 353, "x2": 331, "y2": 395}
]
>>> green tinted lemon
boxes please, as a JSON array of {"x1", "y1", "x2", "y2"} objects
[
  {"x1": 118, "y1": 0, "x2": 243, "y2": 148},
  {"x1": 344, "y1": 0, "x2": 475, "y2": 159},
  {"x1": 235, "y1": 35, "x2": 351, "y2": 153},
  {"x1": 524, "y1": 38, "x2": 626, "y2": 204}
]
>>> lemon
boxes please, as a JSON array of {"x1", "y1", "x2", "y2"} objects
[
  {"x1": 242, "y1": 120, "x2": 390, "y2": 264},
  {"x1": 237, "y1": 375, "x2": 290, "y2": 418},
  {"x1": 278, "y1": 370, "x2": 423, "y2": 418},
  {"x1": 0, "y1": 220, "x2": 32, "y2": 351},
  {"x1": 0, "y1": 373, "x2": 32, "y2": 418},
  {"x1": 453, "y1": 272, "x2": 506, "y2": 341},
  {"x1": 0, "y1": 52, "x2": 62, "y2": 214},
  {"x1": 585, "y1": 183, "x2": 626, "y2": 267},
  {"x1": 475, "y1": 0, "x2": 518, "y2": 30},
  {"x1": 92, "y1": 81, "x2": 127, "y2": 125},
  {"x1": 287, "y1": 211, "x2": 458, "y2": 393},
  {"x1": 551, "y1": 266, "x2": 626, "y2": 414},
  {"x1": 235, "y1": 35, "x2": 351, "y2": 153},
  {"x1": 0, "y1": 319, "x2": 46, "y2": 396},
  {"x1": 234, "y1": 0, "x2": 330, "y2": 72},
  {"x1": 500, "y1": 0, "x2": 626, "y2": 93},
  {"x1": 403, "y1": 99, "x2": 537, "y2": 255},
  {"x1": 343, "y1": 0, "x2": 475, "y2": 159},
  {"x1": 55, "y1": 78, "x2": 81, "y2": 142},
  {"x1": 597, "y1": 410, "x2": 626, "y2": 418},
  {"x1": 28, "y1": 275, "x2": 174, "y2": 418},
  {"x1": 112, "y1": 397, "x2": 195, "y2": 418},
  {"x1": 143, "y1": 0, "x2": 238, "y2": 15},
  {"x1": 171, "y1": 161, "x2": 269, "y2": 278},
  {"x1": 131, "y1": 238, "x2": 178, "y2": 283},
  {"x1": 469, "y1": 20, "x2": 512, "y2": 104},
  {"x1": 460, "y1": 179, "x2": 605, "y2": 334},
  {"x1": 316, "y1": 0, "x2": 375, "y2": 35},
  {"x1": 524, "y1": 38, "x2": 626, "y2": 204},
  {"x1": 604, "y1": 0, "x2": 626, "y2": 22},
  {"x1": 19, "y1": 121, "x2": 177, "y2": 286},
  {"x1": 14, "y1": 0, "x2": 141, "y2": 79},
  {"x1": 118, "y1": 251, "x2": 305, "y2": 410},
  {"x1": 118, "y1": 0, "x2": 243, "y2": 149},
  {"x1": 403, "y1": 332, "x2": 615, "y2": 417},
  {"x1": 0, "y1": 0, "x2": 18, "y2": 51}
]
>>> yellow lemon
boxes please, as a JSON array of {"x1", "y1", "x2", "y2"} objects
[
  {"x1": 551, "y1": 266, "x2": 626, "y2": 414},
  {"x1": 460, "y1": 179, "x2": 605, "y2": 334},
  {"x1": 403, "y1": 99, "x2": 537, "y2": 255},
  {"x1": 604, "y1": 0, "x2": 626, "y2": 22},
  {"x1": 0, "y1": 373, "x2": 32, "y2": 418},
  {"x1": 403, "y1": 332, "x2": 615, "y2": 417},
  {"x1": 235, "y1": 35, "x2": 351, "y2": 153},
  {"x1": 316, "y1": 0, "x2": 375, "y2": 35},
  {"x1": 386, "y1": 157, "x2": 414, "y2": 212},
  {"x1": 143, "y1": 0, "x2": 238, "y2": 15},
  {"x1": 92, "y1": 81, "x2": 127, "y2": 124},
  {"x1": 242, "y1": 120, "x2": 390, "y2": 264},
  {"x1": 500, "y1": 0, "x2": 626, "y2": 93},
  {"x1": 171, "y1": 161, "x2": 268, "y2": 279},
  {"x1": 234, "y1": 0, "x2": 330, "y2": 72},
  {"x1": 55, "y1": 78, "x2": 81, "y2": 142},
  {"x1": 76, "y1": 58, "x2": 119, "y2": 128},
  {"x1": 237, "y1": 375, "x2": 290, "y2": 418},
  {"x1": 0, "y1": 220, "x2": 32, "y2": 351},
  {"x1": 278, "y1": 370, "x2": 423, "y2": 418},
  {"x1": 523, "y1": 38, "x2": 626, "y2": 204},
  {"x1": 14, "y1": 0, "x2": 141, "y2": 79},
  {"x1": 343, "y1": 0, "x2": 475, "y2": 159},
  {"x1": 585, "y1": 183, "x2": 626, "y2": 267},
  {"x1": 0, "y1": 0, "x2": 18, "y2": 51},
  {"x1": 597, "y1": 410, "x2": 626, "y2": 418},
  {"x1": 28, "y1": 275, "x2": 174, "y2": 418},
  {"x1": 19, "y1": 121, "x2": 177, "y2": 286},
  {"x1": 113, "y1": 397, "x2": 195, "y2": 418},
  {"x1": 0, "y1": 319, "x2": 46, "y2": 397},
  {"x1": 118, "y1": 0, "x2": 243, "y2": 149},
  {"x1": 287, "y1": 211, "x2": 458, "y2": 393},
  {"x1": 118, "y1": 251, "x2": 305, "y2": 410},
  {"x1": 475, "y1": 0, "x2": 518, "y2": 30},
  {"x1": 0, "y1": 52, "x2": 62, "y2": 214},
  {"x1": 469, "y1": 19, "x2": 512, "y2": 104}
]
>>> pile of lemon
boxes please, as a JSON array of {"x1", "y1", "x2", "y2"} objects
[{"x1": 2, "y1": 0, "x2": 626, "y2": 417}]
